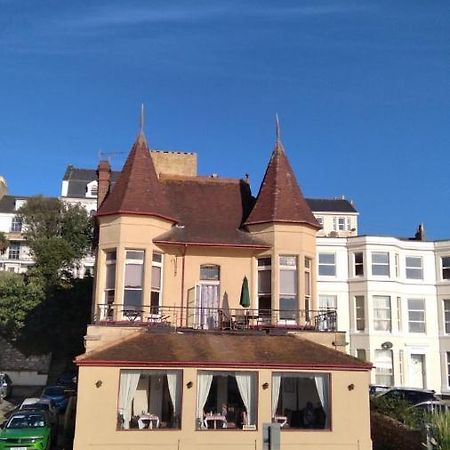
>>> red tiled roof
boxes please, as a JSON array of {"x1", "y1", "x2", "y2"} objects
[
  {"x1": 97, "y1": 133, "x2": 176, "y2": 222},
  {"x1": 153, "y1": 176, "x2": 269, "y2": 248},
  {"x1": 245, "y1": 141, "x2": 320, "y2": 228},
  {"x1": 77, "y1": 331, "x2": 372, "y2": 371}
]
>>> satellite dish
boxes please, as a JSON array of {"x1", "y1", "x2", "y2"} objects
[{"x1": 381, "y1": 341, "x2": 393, "y2": 350}]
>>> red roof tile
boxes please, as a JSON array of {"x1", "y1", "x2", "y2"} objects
[
  {"x1": 77, "y1": 331, "x2": 372, "y2": 371},
  {"x1": 97, "y1": 133, "x2": 176, "y2": 221},
  {"x1": 153, "y1": 176, "x2": 269, "y2": 248},
  {"x1": 245, "y1": 141, "x2": 320, "y2": 228}
]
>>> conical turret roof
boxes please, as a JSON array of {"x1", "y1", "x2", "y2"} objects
[
  {"x1": 97, "y1": 131, "x2": 176, "y2": 222},
  {"x1": 245, "y1": 131, "x2": 320, "y2": 229}
]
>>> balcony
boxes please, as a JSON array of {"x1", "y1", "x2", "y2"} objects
[{"x1": 93, "y1": 304, "x2": 337, "y2": 333}]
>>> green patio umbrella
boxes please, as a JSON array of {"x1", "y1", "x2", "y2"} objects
[{"x1": 239, "y1": 276, "x2": 251, "y2": 308}]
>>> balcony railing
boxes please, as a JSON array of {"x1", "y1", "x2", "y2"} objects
[{"x1": 93, "y1": 304, "x2": 337, "y2": 332}]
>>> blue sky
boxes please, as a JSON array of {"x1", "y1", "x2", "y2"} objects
[{"x1": 0, "y1": 0, "x2": 449, "y2": 238}]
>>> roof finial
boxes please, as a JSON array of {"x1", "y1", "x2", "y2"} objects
[
  {"x1": 140, "y1": 103, "x2": 145, "y2": 136},
  {"x1": 275, "y1": 113, "x2": 281, "y2": 143}
]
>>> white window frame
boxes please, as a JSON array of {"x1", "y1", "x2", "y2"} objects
[
  {"x1": 442, "y1": 257, "x2": 450, "y2": 281},
  {"x1": 279, "y1": 256, "x2": 298, "y2": 322},
  {"x1": 396, "y1": 296, "x2": 402, "y2": 332},
  {"x1": 407, "y1": 298, "x2": 426, "y2": 333},
  {"x1": 318, "y1": 253, "x2": 336, "y2": 277},
  {"x1": 371, "y1": 252, "x2": 390, "y2": 277},
  {"x1": 353, "y1": 252, "x2": 364, "y2": 277},
  {"x1": 373, "y1": 295, "x2": 391, "y2": 332},
  {"x1": 444, "y1": 299, "x2": 450, "y2": 334},
  {"x1": 405, "y1": 256, "x2": 423, "y2": 280},
  {"x1": 86, "y1": 180, "x2": 98, "y2": 198},
  {"x1": 374, "y1": 349, "x2": 394, "y2": 386},
  {"x1": 447, "y1": 352, "x2": 450, "y2": 389},
  {"x1": 123, "y1": 249, "x2": 145, "y2": 309},
  {"x1": 8, "y1": 242, "x2": 20, "y2": 260},
  {"x1": 304, "y1": 257, "x2": 312, "y2": 322},
  {"x1": 10, "y1": 215, "x2": 22, "y2": 233},
  {"x1": 151, "y1": 252, "x2": 163, "y2": 314},
  {"x1": 355, "y1": 296, "x2": 365, "y2": 331}
]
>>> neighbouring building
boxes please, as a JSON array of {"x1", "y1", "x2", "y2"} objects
[{"x1": 73, "y1": 123, "x2": 373, "y2": 450}]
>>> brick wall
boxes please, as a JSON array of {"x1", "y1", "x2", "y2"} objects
[{"x1": 371, "y1": 411, "x2": 424, "y2": 450}]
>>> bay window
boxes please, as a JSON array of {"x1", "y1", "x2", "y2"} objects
[
  {"x1": 355, "y1": 296, "x2": 365, "y2": 331},
  {"x1": 103, "y1": 249, "x2": 116, "y2": 320},
  {"x1": 197, "y1": 371, "x2": 257, "y2": 430},
  {"x1": 258, "y1": 257, "x2": 271, "y2": 319},
  {"x1": 405, "y1": 256, "x2": 423, "y2": 280},
  {"x1": 124, "y1": 250, "x2": 144, "y2": 310},
  {"x1": 117, "y1": 369, "x2": 181, "y2": 430},
  {"x1": 272, "y1": 373, "x2": 330, "y2": 430},
  {"x1": 279, "y1": 256, "x2": 298, "y2": 322},
  {"x1": 373, "y1": 296, "x2": 391, "y2": 332},
  {"x1": 372, "y1": 252, "x2": 390, "y2": 276},
  {"x1": 151, "y1": 252, "x2": 163, "y2": 314},
  {"x1": 442, "y1": 257, "x2": 450, "y2": 280}
]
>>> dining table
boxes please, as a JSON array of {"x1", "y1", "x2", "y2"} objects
[{"x1": 203, "y1": 414, "x2": 227, "y2": 429}]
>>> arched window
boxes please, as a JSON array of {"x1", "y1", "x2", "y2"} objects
[{"x1": 200, "y1": 264, "x2": 220, "y2": 282}]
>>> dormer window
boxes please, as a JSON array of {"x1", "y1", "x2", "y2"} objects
[
  {"x1": 86, "y1": 181, "x2": 98, "y2": 198},
  {"x1": 333, "y1": 216, "x2": 349, "y2": 232}
]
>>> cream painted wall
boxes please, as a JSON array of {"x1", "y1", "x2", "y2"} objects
[
  {"x1": 95, "y1": 217, "x2": 321, "y2": 325},
  {"x1": 73, "y1": 365, "x2": 372, "y2": 450},
  {"x1": 248, "y1": 223, "x2": 318, "y2": 312}
]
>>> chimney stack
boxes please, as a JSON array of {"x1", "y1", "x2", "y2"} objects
[
  {"x1": 97, "y1": 160, "x2": 111, "y2": 209},
  {"x1": 414, "y1": 223, "x2": 425, "y2": 241}
]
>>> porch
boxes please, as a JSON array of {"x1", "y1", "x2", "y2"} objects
[{"x1": 93, "y1": 304, "x2": 337, "y2": 332}]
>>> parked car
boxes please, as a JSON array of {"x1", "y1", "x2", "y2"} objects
[
  {"x1": 377, "y1": 387, "x2": 440, "y2": 405},
  {"x1": 20, "y1": 397, "x2": 59, "y2": 430},
  {"x1": 411, "y1": 400, "x2": 450, "y2": 415},
  {"x1": 369, "y1": 384, "x2": 390, "y2": 396},
  {"x1": 0, "y1": 410, "x2": 52, "y2": 449},
  {"x1": 41, "y1": 385, "x2": 69, "y2": 413},
  {"x1": 0, "y1": 374, "x2": 12, "y2": 399}
]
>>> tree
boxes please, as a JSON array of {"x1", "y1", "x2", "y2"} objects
[
  {"x1": 18, "y1": 196, "x2": 93, "y2": 288},
  {"x1": 0, "y1": 272, "x2": 44, "y2": 340},
  {"x1": 0, "y1": 231, "x2": 7, "y2": 254}
]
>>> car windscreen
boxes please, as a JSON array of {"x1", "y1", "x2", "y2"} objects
[
  {"x1": 22, "y1": 404, "x2": 50, "y2": 412},
  {"x1": 6, "y1": 414, "x2": 46, "y2": 428},
  {"x1": 44, "y1": 387, "x2": 65, "y2": 396}
]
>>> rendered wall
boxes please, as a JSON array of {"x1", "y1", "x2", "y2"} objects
[{"x1": 73, "y1": 365, "x2": 372, "y2": 450}]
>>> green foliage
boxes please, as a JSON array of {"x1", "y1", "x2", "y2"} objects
[
  {"x1": 18, "y1": 276, "x2": 93, "y2": 357},
  {"x1": 0, "y1": 232, "x2": 7, "y2": 254},
  {"x1": 18, "y1": 196, "x2": 93, "y2": 288},
  {"x1": 0, "y1": 272, "x2": 44, "y2": 339},
  {"x1": 429, "y1": 412, "x2": 450, "y2": 450},
  {"x1": 370, "y1": 395, "x2": 423, "y2": 429}
]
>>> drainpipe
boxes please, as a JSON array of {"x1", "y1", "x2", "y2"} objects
[{"x1": 180, "y1": 244, "x2": 187, "y2": 326}]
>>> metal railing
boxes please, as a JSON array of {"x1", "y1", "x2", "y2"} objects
[{"x1": 93, "y1": 304, "x2": 337, "y2": 332}]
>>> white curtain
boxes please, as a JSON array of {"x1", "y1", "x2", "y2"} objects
[
  {"x1": 166, "y1": 372, "x2": 179, "y2": 416},
  {"x1": 197, "y1": 373, "x2": 213, "y2": 419},
  {"x1": 235, "y1": 372, "x2": 253, "y2": 425},
  {"x1": 314, "y1": 374, "x2": 329, "y2": 427},
  {"x1": 118, "y1": 371, "x2": 140, "y2": 429},
  {"x1": 272, "y1": 374, "x2": 281, "y2": 417}
]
